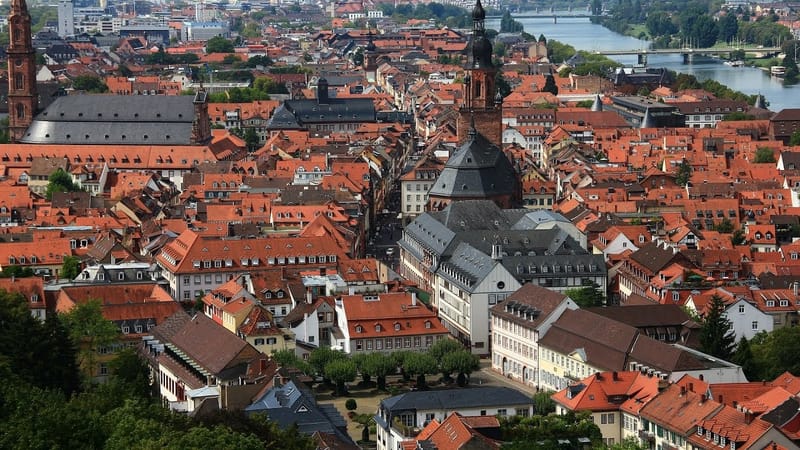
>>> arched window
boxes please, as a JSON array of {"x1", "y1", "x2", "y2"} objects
[
  {"x1": 15, "y1": 103, "x2": 25, "y2": 119},
  {"x1": 14, "y1": 73, "x2": 23, "y2": 90}
]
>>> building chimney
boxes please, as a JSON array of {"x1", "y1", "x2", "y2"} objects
[
  {"x1": 680, "y1": 386, "x2": 687, "y2": 396},
  {"x1": 700, "y1": 394, "x2": 707, "y2": 404},
  {"x1": 718, "y1": 394, "x2": 723, "y2": 404},
  {"x1": 688, "y1": 382, "x2": 694, "y2": 392},
  {"x1": 281, "y1": 266, "x2": 287, "y2": 281},
  {"x1": 612, "y1": 371, "x2": 619, "y2": 381},
  {"x1": 411, "y1": 291, "x2": 417, "y2": 306},
  {"x1": 306, "y1": 288, "x2": 313, "y2": 304},
  {"x1": 744, "y1": 410, "x2": 754, "y2": 424},
  {"x1": 491, "y1": 244, "x2": 502, "y2": 261}
]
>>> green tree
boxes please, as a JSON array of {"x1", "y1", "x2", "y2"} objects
[
  {"x1": 243, "y1": 128, "x2": 260, "y2": 152},
  {"x1": 564, "y1": 282, "x2": 605, "y2": 308},
  {"x1": 46, "y1": 168, "x2": 81, "y2": 200},
  {"x1": 309, "y1": 347, "x2": 347, "y2": 381},
  {"x1": 501, "y1": 411, "x2": 602, "y2": 448},
  {"x1": 731, "y1": 336, "x2": 756, "y2": 380},
  {"x1": 362, "y1": 352, "x2": 396, "y2": 391},
  {"x1": 324, "y1": 359, "x2": 357, "y2": 396},
  {"x1": 72, "y1": 75, "x2": 108, "y2": 93},
  {"x1": 0, "y1": 290, "x2": 80, "y2": 394},
  {"x1": 789, "y1": 130, "x2": 800, "y2": 146},
  {"x1": 609, "y1": 437, "x2": 652, "y2": 450},
  {"x1": 754, "y1": 147, "x2": 776, "y2": 163},
  {"x1": 345, "y1": 398, "x2": 357, "y2": 411},
  {"x1": 699, "y1": 295, "x2": 736, "y2": 360},
  {"x1": 61, "y1": 299, "x2": 120, "y2": 382},
  {"x1": 715, "y1": 218, "x2": 734, "y2": 233},
  {"x1": 428, "y1": 338, "x2": 464, "y2": 361},
  {"x1": 206, "y1": 36, "x2": 235, "y2": 53},
  {"x1": 533, "y1": 391, "x2": 556, "y2": 414},
  {"x1": 61, "y1": 255, "x2": 81, "y2": 280},
  {"x1": 402, "y1": 352, "x2": 438, "y2": 390},
  {"x1": 675, "y1": 159, "x2": 692, "y2": 186},
  {"x1": 441, "y1": 350, "x2": 479, "y2": 386},
  {"x1": 541, "y1": 74, "x2": 558, "y2": 95},
  {"x1": 732, "y1": 228, "x2": 746, "y2": 245}
]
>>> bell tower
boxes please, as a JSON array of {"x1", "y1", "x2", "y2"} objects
[
  {"x1": 7, "y1": 0, "x2": 37, "y2": 142},
  {"x1": 458, "y1": 0, "x2": 502, "y2": 147}
]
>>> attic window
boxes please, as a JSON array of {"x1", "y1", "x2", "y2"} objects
[
  {"x1": 356, "y1": 325, "x2": 363, "y2": 333},
  {"x1": 394, "y1": 323, "x2": 401, "y2": 331}
]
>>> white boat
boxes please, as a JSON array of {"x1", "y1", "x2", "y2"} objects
[
  {"x1": 724, "y1": 60, "x2": 744, "y2": 67},
  {"x1": 771, "y1": 66, "x2": 786, "y2": 77}
]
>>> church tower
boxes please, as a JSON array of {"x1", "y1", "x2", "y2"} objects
[
  {"x1": 457, "y1": 0, "x2": 502, "y2": 147},
  {"x1": 363, "y1": 30, "x2": 378, "y2": 83},
  {"x1": 7, "y1": 0, "x2": 38, "y2": 143}
]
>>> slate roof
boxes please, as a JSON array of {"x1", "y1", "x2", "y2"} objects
[
  {"x1": 428, "y1": 130, "x2": 517, "y2": 200},
  {"x1": 246, "y1": 380, "x2": 353, "y2": 444},
  {"x1": 21, "y1": 95, "x2": 197, "y2": 145},
  {"x1": 400, "y1": 200, "x2": 604, "y2": 290},
  {"x1": 380, "y1": 387, "x2": 533, "y2": 413},
  {"x1": 266, "y1": 98, "x2": 376, "y2": 130}
]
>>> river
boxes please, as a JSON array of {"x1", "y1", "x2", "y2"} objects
[{"x1": 486, "y1": 15, "x2": 798, "y2": 111}]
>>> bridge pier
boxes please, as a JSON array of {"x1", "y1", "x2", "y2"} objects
[
  {"x1": 637, "y1": 53, "x2": 647, "y2": 66},
  {"x1": 553, "y1": 16, "x2": 557, "y2": 24},
  {"x1": 681, "y1": 53, "x2": 691, "y2": 64}
]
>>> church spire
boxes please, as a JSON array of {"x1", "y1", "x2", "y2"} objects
[{"x1": 7, "y1": 0, "x2": 38, "y2": 142}]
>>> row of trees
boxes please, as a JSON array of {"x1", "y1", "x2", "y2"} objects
[
  {"x1": 0, "y1": 290, "x2": 314, "y2": 449},
  {"x1": 274, "y1": 339, "x2": 480, "y2": 395}
]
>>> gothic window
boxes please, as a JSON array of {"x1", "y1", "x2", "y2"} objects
[
  {"x1": 14, "y1": 73, "x2": 23, "y2": 90},
  {"x1": 15, "y1": 104, "x2": 25, "y2": 119}
]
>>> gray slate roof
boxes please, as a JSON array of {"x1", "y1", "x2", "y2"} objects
[
  {"x1": 401, "y1": 200, "x2": 603, "y2": 289},
  {"x1": 380, "y1": 387, "x2": 532, "y2": 413},
  {"x1": 21, "y1": 95, "x2": 196, "y2": 145},
  {"x1": 266, "y1": 98, "x2": 375, "y2": 130},
  {"x1": 428, "y1": 131, "x2": 517, "y2": 199}
]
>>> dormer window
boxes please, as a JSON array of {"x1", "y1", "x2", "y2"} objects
[
  {"x1": 31, "y1": 294, "x2": 39, "y2": 302},
  {"x1": 425, "y1": 320, "x2": 431, "y2": 329},
  {"x1": 355, "y1": 325, "x2": 363, "y2": 333},
  {"x1": 375, "y1": 324, "x2": 381, "y2": 332},
  {"x1": 8, "y1": 256, "x2": 15, "y2": 264},
  {"x1": 394, "y1": 323, "x2": 401, "y2": 331},
  {"x1": 755, "y1": 232, "x2": 763, "y2": 240},
  {"x1": 118, "y1": 273, "x2": 124, "y2": 280}
]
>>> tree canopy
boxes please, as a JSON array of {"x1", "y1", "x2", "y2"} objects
[
  {"x1": 206, "y1": 36, "x2": 235, "y2": 53},
  {"x1": 46, "y1": 168, "x2": 82, "y2": 200},
  {"x1": 699, "y1": 295, "x2": 736, "y2": 360},
  {"x1": 0, "y1": 290, "x2": 314, "y2": 449}
]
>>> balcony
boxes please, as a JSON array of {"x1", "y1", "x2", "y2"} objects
[{"x1": 638, "y1": 430, "x2": 655, "y2": 443}]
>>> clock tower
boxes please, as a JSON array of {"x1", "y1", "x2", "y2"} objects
[
  {"x1": 7, "y1": 0, "x2": 38, "y2": 142},
  {"x1": 457, "y1": 0, "x2": 502, "y2": 147}
]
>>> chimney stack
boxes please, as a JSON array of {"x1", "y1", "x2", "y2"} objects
[
  {"x1": 411, "y1": 291, "x2": 417, "y2": 306},
  {"x1": 689, "y1": 382, "x2": 694, "y2": 392}
]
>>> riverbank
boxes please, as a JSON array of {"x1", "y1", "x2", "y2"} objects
[{"x1": 494, "y1": 14, "x2": 798, "y2": 110}]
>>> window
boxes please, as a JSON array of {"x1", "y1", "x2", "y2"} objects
[
  {"x1": 118, "y1": 272, "x2": 125, "y2": 280},
  {"x1": 395, "y1": 323, "x2": 401, "y2": 331},
  {"x1": 356, "y1": 325, "x2": 363, "y2": 333},
  {"x1": 738, "y1": 304, "x2": 745, "y2": 313},
  {"x1": 385, "y1": 338, "x2": 393, "y2": 349},
  {"x1": 356, "y1": 340, "x2": 363, "y2": 351},
  {"x1": 135, "y1": 324, "x2": 142, "y2": 333},
  {"x1": 122, "y1": 326, "x2": 130, "y2": 334},
  {"x1": 752, "y1": 321, "x2": 758, "y2": 330},
  {"x1": 496, "y1": 409, "x2": 507, "y2": 416},
  {"x1": 375, "y1": 324, "x2": 381, "y2": 332}
]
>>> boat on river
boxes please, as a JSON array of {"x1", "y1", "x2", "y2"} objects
[
  {"x1": 724, "y1": 60, "x2": 744, "y2": 67},
  {"x1": 771, "y1": 66, "x2": 786, "y2": 77}
]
